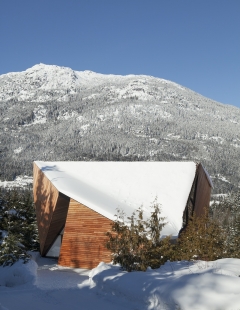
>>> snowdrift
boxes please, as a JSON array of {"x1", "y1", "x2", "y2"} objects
[
  {"x1": 0, "y1": 259, "x2": 37, "y2": 287},
  {"x1": 89, "y1": 259, "x2": 240, "y2": 310}
]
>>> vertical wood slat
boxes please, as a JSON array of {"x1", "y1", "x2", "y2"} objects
[
  {"x1": 58, "y1": 198, "x2": 112, "y2": 269},
  {"x1": 33, "y1": 163, "x2": 70, "y2": 256},
  {"x1": 43, "y1": 192, "x2": 70, "y2": 255},
  {"x1": 33, "y1": 163, "x2": 59, "y2": 255},
  {"x1": 194, "y1": 164, "x2": 212, "y2": 216}
]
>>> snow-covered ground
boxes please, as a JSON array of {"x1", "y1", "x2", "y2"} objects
[
  {"x1": 0, "y1": 176, "x2": 33, "y2": 189},
  {"x1": 1, "y1": 254, "x2": 240, "y2": 310},
  {"x1": 0, "y1": 254, "x2": 137, "y2": 310}
]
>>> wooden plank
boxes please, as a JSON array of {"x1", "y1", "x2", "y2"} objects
[
  {"x1": 33, "y1": 163, "x2": 58, "y2": 254},
  {"x1": 43, "y1": 192, "x2": 70, "y2": 255},
  {"x1": 181, "y1": 163, "x2": 212, "y2": 232},
  {"x1": 58, "y1": 199, "x2": 112, "y2": 269},
  {"x1": 33, "y1": 163, "x2": 69, "y2": 255},
  {"x1": 194, "y1": 164, "x2": 212, "y2": 216}
]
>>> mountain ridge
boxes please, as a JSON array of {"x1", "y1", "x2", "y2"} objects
[
  {"x1": 0, "y1": 63, "x2": 214, "y2": 102},
  {"x1": 0, "y1": 64, "x2": 239, "y2": 194}
]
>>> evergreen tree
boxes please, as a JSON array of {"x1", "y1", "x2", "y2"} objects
[
  {"x1": 0, "y1": 188, "x2": 39, "y2": 266},
  {"x1": 176, "y1": 209, "x2": 225, "y2": 261},
  {"x1": 211, "y1": 190, "x2": 240, "y2": 257},
  {"x1": 105, "y1": 200, "x2": 173, "y2": 271},
  {"x1": 0, "y1": 234, "x2": 30, "y2": 266}
]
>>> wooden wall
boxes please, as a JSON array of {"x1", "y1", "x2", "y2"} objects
[
  {"x1": 58, "y1": 198, "x2": 112, "y2": 269},
  {"x1": 194, "y1": 163, "x2": 212, "y2": 216},
  {"x1": 181, "y1": 163, "x2": 212, "y2": 233},
  {"x1": 33, "y1": 163, "x2": 69, "y2": 256}
]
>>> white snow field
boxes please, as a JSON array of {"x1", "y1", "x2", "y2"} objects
[
  {"x1": 1, "y1": 254, "x2": 240, "y2": 310},
  {"x1": 0, "y1": 175, "x2": 33, "y2": 189}
]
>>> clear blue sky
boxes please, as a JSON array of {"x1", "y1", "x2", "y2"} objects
[{"x1": 1, "y1": 0, "x2": 239, "y2": 108}]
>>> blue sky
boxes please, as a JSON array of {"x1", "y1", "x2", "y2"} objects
[{"x1": 1, "y1": 0, "x2": 239, "y2": 108}]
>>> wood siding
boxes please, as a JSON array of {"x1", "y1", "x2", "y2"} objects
[
  {"x1": 43, "y1": 192, "x2": 70, "y2": 255},
  {"x1": 58, "y1": 199, "x2": 112, "y2": 269},
  {"x1": 194, "y1": 163, "x2": 212, "y2": 216},
  {"x1": 181, "y1": 163, "x2": 212, "y2": 232},
  {"x1": 33, "y1": 163, "x2": 69, "y2": 256}
]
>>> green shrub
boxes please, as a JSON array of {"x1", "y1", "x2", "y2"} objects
[
  {"x1": 106, "y1": 193, "x2": 240, "y2": 271},
  {"x1": 105, "y1": 200, "x2": 173, "y2": 271},
  {"x1": 176, "y1": 209, "x2": 226, "y2": 261}
]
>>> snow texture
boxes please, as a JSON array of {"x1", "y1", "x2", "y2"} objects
[
  {"x1": 0, "y1": 175, "x2": 33, "y2": 189},
  {"x1": 1, "y1": 255, "x2": 240, "y2": 310},
  {"x1": 0, "y1": 63, "x2": 183, "y2": 102},
  {"x1": 0, "y1": 259, "x2": 37, "y2": 287},
  {"x1": 89, "y1": 259, "x2": 240, "y2": 310},
  {"x1": 35, "y1": 161, "x2": 197, "y2": 237}
]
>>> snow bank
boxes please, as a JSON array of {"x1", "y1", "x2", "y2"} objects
[
  {"x1": 1, "y1": 255, "x2": 240, "y2": 309},
  {"x1": 0, "y1": 259, "x2": 37, "y2": 287},
  {"x1": 89, "y1": 259, "x2": 240, "y2": 310}
]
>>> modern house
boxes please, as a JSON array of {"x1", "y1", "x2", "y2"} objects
[{"x1": 33, "y1": 161, "x2": 213, "y2": 269}]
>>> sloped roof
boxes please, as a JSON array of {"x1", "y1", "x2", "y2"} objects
[{"x1": 34, "y1": 161, "x2": 197, "y2": 237}]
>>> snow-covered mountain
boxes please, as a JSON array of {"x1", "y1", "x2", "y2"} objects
[
  {"x1": 0, "y1": 64, "x2": 240, "y2": 193},
  {"x1": 0, "y1": 63, "x2": 189, "y2": 103},
  {"x1": 0, "y1": 64, "x2": 116, "y2": 102}
]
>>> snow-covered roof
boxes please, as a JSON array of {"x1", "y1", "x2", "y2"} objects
[{"x1": 34, "y1": 161, "x2": 197, "y2": 237}]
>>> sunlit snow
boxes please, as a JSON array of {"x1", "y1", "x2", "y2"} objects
[
  {"x1": 0, "y1": 175, "x2": 33, "y2": 189},
  {"x1": 1, "y1": 255, "x2": 240, "y2": 310},
  {"x1": 0, "y1": 63, "x2": 191, "y2": 103}
]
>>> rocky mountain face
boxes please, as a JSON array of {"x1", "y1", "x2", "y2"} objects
[{"x1": 0, "y1": 64, "x2": 240, "y2": 194}]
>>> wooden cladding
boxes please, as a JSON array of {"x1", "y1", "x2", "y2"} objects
[
  {"x1": 182, "y1": 163, "x2": 212, "y2": 231},
  {"x1": 58, "y1": 199, "x2": 112, "y2": 269},
  {"x1": 33, "y1": 163, "x2": 69, "y2": 256},
  {"x1": 43, "y1": 192, "x2": 70, "y2": 255},
  {"x1": 194, "y1": 164, "x2": 212, "y2": 217}
]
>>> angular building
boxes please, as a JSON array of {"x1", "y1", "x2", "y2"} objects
[{"x1": 33, "y1": 161, "x2": 213, "y2": 269}]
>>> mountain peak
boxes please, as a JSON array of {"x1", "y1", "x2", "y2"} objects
[
  {"x1": 25, "y1": 63, "x2": 75, "y2": 74},
  {"x1": 0, "y1": 63, "x2": 227, "y2": 106}
]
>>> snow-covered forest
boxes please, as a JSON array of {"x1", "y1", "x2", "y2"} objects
[{"x1": 0, "y1": 64, "x2": 240, "y2": 195}]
